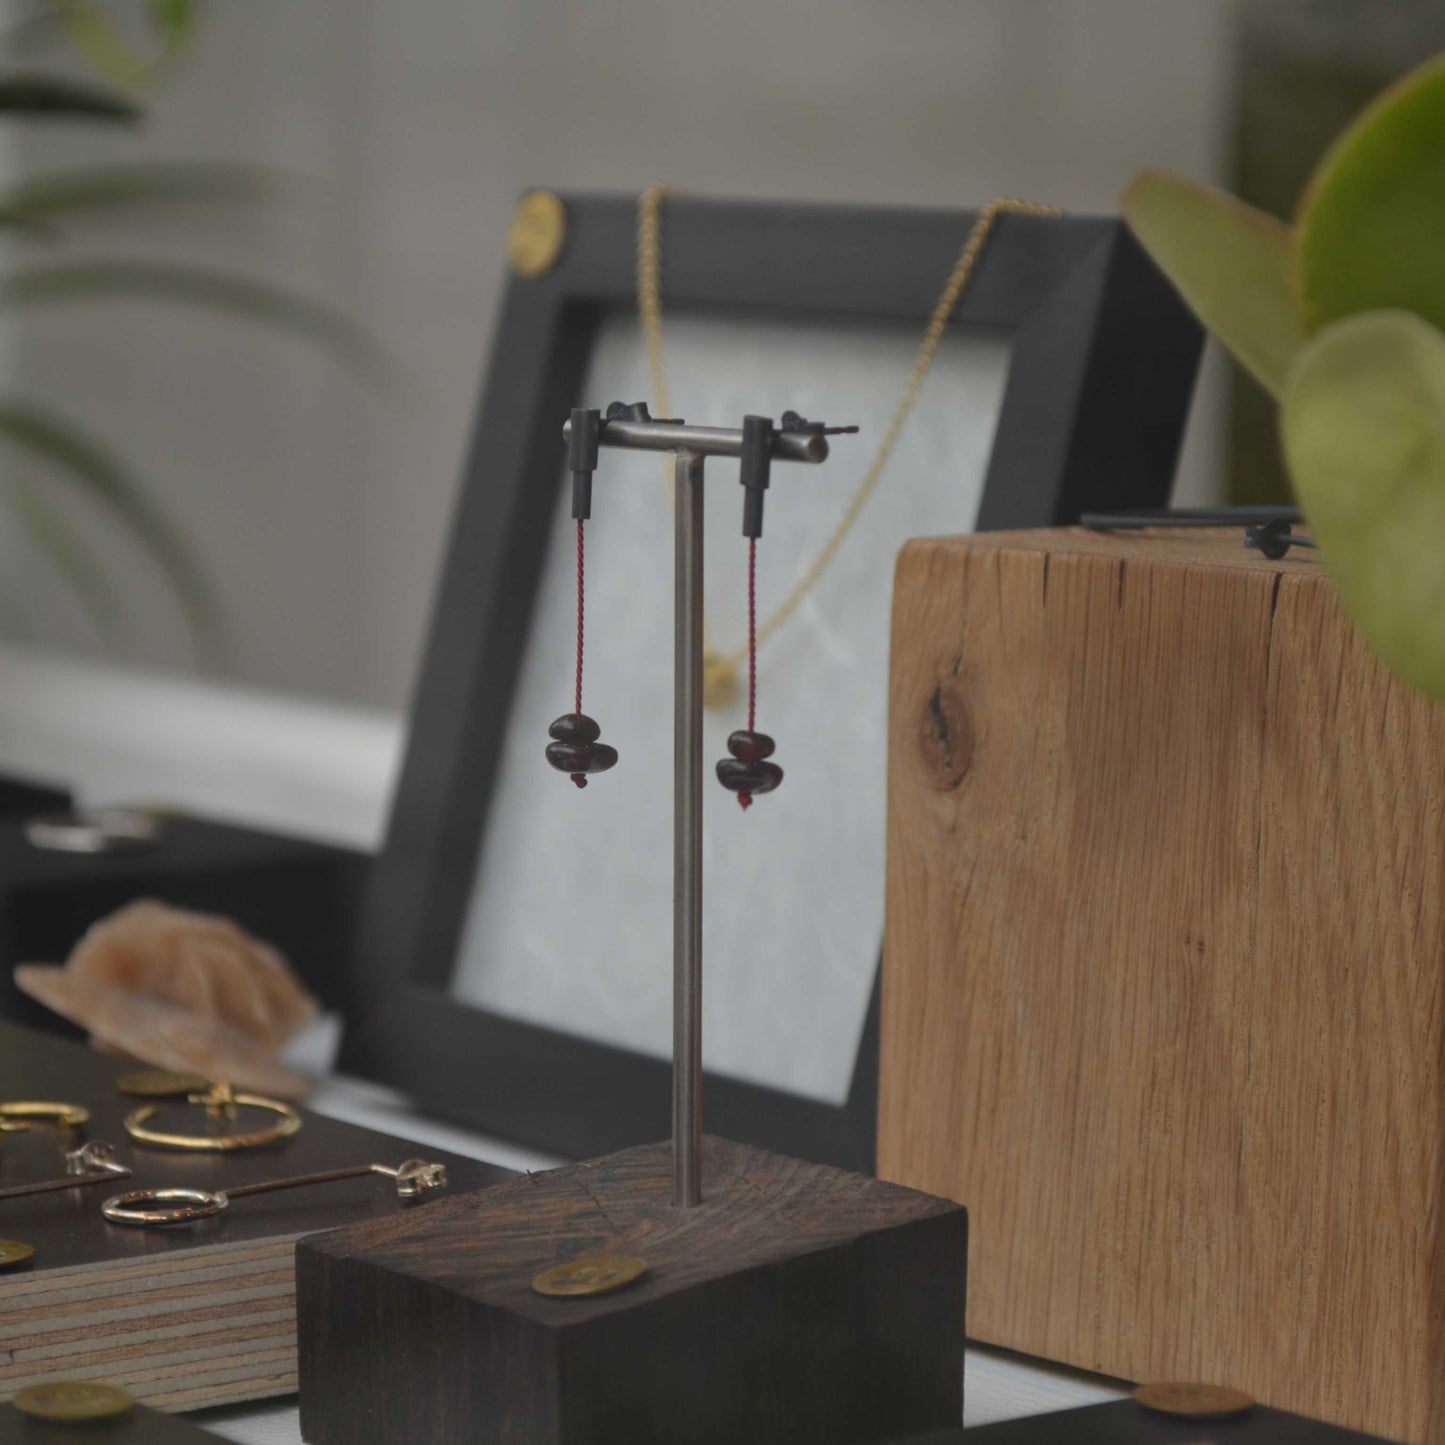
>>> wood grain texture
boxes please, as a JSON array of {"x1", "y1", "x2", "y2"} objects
[
  {"x1": 298, "y1": 1135, "x2": 968, "y2": 1445},
  {"x1": 879, "y1": 528, "x2": 1445, "y2": 1444}
]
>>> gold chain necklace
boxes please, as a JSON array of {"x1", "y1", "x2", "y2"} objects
[{"x1": 637, "y1": 184, "x2": 1061, "y2": 709}]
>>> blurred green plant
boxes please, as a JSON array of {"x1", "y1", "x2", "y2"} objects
[
  {"x1": 0, "y1": 1, "x2": 396, "y2": 660},
  {"x1": 1123, "y1": 51, "x2": 1445, "y2": 702}
]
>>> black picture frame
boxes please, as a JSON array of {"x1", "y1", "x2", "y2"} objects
[{"x1": 342, "y1": 193, "x2": 1202, "y2": 1171}]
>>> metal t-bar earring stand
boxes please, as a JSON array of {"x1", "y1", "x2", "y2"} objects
[
  {"x1": 295, "y1": 403, "x2": 968, "y2": 1445},
  {"x1": 562, "y1": 402, "x2": 855, "y2": 1207}
]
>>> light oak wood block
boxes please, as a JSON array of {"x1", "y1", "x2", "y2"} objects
[{"x1": 880, "y1": 527, "x2": 1445, "y2": 1445}]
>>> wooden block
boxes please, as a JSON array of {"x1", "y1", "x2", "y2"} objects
[
  {"x1": 893, "y1": 1397, "x2": 1396, "y2": 1443},
  {"x1": 879, "y1": 527, "x2": 1445, "y2": 1443},
  {"x1": 297, "y1": 1135, "x2": 968, "y2": 1445}
]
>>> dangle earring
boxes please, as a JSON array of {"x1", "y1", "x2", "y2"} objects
[
  {"x1": 546, "y1": 408, "x2": 618, "y2": 788},
  {"x1": 716, "y1": 414, "x2": 786, "y2": 810}
]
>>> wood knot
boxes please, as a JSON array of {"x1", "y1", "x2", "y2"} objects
[{"x1": 917, "y1": 682, "x2": 972, "y2": 789}]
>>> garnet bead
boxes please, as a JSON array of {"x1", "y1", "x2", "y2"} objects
[
  {"x1": 548, "y1": 713, "x2": 601, "y2": 743},
  {"x1": 716, "y1": 758, "x2": 782, "y2": 796},
  {"x1": 546, "y1": 713, "x2": 616, "y2": 787},
  {"x1": 716, "y1": 729, "x2": 782, "y2": 809},
  {"x1": 726, "y1": 729, "x2": 775, "y2": 762}
]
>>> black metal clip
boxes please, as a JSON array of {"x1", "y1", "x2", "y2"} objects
[
  {"x1": 1243, "y1": 517, "x2": 1317, "y2": 560},
  {"x1": 779, "y1": 409, "x2": 860, "y2": 437},
  {"x1": 567, "y1": 407, "x2": 600, "y2": 520},
  {"x1": 604, "y1": 400, "x2": 683, "y2": 424},
  {"x1": 740, "y1": 414, "x2": 773, "y2": 538},
  {"x1": 738, "y1": 411, "x2": 862, "y2": 538},
  {"x1": 571, "y1": 401, "x2": 688, "y2": 518},
  {"x1": 1080, "y1": 506, "x2": 1318, "y2": 561}
]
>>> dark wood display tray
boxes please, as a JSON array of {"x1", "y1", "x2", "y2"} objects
[{"x1": 0, "y1": 1021, "x2": 512, "y2": 1410}]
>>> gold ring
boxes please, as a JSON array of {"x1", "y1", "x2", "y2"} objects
[
  {"x1": 0, "y1": 1101, "x2": 90, "y2": 1131},
  {"x1": 102, "y1": 1186, "x2": 227, "y2": 1226},
  {"x1": 123, "y1": 1084, "x2": 299, "y2": 1153}
]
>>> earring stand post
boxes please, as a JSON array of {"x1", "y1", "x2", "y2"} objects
[
  {"x1": 560, "y1": 407, "x2": 847, "y2": 1208},
  {"x1": 673, "y1": 448, "x2": 705, "y2": 1207}
]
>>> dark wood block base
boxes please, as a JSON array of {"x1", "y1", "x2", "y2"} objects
[{"x1": 297, "y1": 1135, "x2": 968, "y2": 1445}]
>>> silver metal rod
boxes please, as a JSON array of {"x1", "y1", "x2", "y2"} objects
[
  {"x1": 565, "y1": 417, "x2": 829, "y2": 464},
  {"x1": 673, "y1": 449, "x2": 705, "y2": 1208},
  {"x1": 0, "y1": 1142, "x2": 129, "y2": 1200},
  {"x1": 0, "y1": 1171, "x2": 122, "y2": 1201}
]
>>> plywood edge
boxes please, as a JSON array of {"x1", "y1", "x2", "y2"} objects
[{"x1": 0, "y1": 1235, "x2": 299, "y2": 1302}]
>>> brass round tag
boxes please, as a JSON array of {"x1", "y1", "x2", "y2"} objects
[
  {"x1": 0, "y1": 1239, "x2": 34, "y2": 1269},
  {"x1": 118, "y1": 1068, "x2": 210, "y2": 1098},
  {"x1": 532, "y1": 1254, "x2": 646, "y2": 1298},
  {"x1": 1135, "y1": 1382, "x2": 1255, "y2": 1419},
  {"x1": 508, "y1": 191, "x2": 567, "y2": 279},
  {"x1": 12, "y1": 1380, "x2": 134, "y2": 1422}
]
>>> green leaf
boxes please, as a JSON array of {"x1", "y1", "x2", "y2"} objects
[
  {"x1": 49, "y1": 0, "x2": 197, "y2": 90},
  {"x1": 1295, "y1": 52, "x2": 1445, "y2": 337},
  {"x1": 1282, "y1": 309, "x2": 1445, "y2": 699},
  {"x1": 0, "y1": 72, "x2": 140, "y2": 121},
  {"x1": 0, "y1": 397, "x2": 220, "y2": 650},
  {"x1": 1123, "y1": 169, "x2": 1305, "y2": 399},
  {"x1": 52, "y1": 3, "x2": 151, "y2": 90},
  {"x1": 0, "y1": 162, "x2": 288, "y2": 229},
  {"x1": 149, "y1": 0, "x2": 197, "y2": 44},
  {"x1": 0, "y1": 261, "x2": 405, "y2": 388},
  {"x1": 0, "y1": 471, "x2": 125, "y2": 639}
]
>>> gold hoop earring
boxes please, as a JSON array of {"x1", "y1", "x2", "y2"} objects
[
  {"x1": 0, "y1": 1101, "x2": 90, "y2": 1132},
  {"x1": 123, "y1": 1082, "x2": 300, "y2": 1153}
]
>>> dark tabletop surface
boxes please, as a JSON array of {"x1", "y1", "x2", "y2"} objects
[{"x1": 898, "y1": 1398, "x2": 1397, "y2": 1442}]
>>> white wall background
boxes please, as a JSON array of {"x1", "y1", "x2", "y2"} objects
[{"x1": 8, "y1": 0, "x2": 1238, "y2": 710}]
